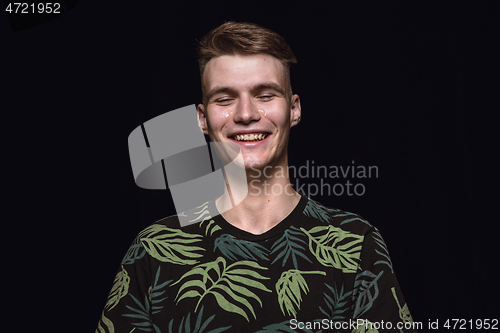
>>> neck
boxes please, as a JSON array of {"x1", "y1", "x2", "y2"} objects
[{"x1": 216, "y1": 163, "x2": 301, "y2": 235}]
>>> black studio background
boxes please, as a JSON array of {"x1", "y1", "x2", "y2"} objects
[{"x1": 2, "y1": 1, "x2": 497, "y2": 332}]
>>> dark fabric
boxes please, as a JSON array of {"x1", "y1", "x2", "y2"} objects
[{"x1": 96, "y1": 195, "x2": 417, "y2": 333}]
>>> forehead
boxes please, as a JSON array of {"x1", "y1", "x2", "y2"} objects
[{"x1": 202, "y1": 54, "x2": 286, "y2": 93}]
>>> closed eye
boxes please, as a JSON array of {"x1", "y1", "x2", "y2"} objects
[
  {"x1": 215, "y1": 97, "x2": 234, "y2": 105},
  {"x1": 257, "y1": 94, "x2": 275, "y2": 101}
]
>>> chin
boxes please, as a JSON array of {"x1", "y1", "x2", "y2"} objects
[{"x1": 244, "y1": 158, "x2": 269, "y2": 171}]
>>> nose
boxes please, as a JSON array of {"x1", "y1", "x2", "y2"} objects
[{"x1": 232, "y1": 94, "x2": 261, "y2": 124}]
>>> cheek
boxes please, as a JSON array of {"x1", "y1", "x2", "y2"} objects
[
  {"x1": 210, "y1": 108, "x2": 234, "y2": 121},
  {"x1": 207, "y1": 109, "x2": 234, "y2": 133},
  {"x1": 264, "y1": 109, "x2": 290, "y2": 129},
  {"x1": 260, "y1": 100, "x2": 290, "y2": 122}
]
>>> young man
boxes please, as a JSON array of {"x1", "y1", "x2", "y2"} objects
[{"x1": 97, "y1": 22, "x2": 417, "y2": 333}]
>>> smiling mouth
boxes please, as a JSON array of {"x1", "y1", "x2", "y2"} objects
[{"x1": 231, "y1": 133, "x2": 269, "y2": 142}]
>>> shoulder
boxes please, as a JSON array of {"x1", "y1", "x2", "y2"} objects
[
  {"x1": 132, "y1": 204, "x2": 214, "y2": 266},
  {"x1": 301, "y1": 196, "x2": 375, "y2": 235},
  {"x1": 152, "y1": 214, "x2": 182, "y2": 228},
  {"x1": 137, "y1": 201, "x2": 216, "y2": 238}
]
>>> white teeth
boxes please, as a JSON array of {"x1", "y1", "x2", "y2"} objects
[{"x1": 234, "y1": 133, "x2": 267, "y2": 142}]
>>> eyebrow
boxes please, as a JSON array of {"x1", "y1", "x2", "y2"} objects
[
  {"x1": 205, "y1": 81, "x2": 285, "y2": 102},
  {"x1": 252, "y1": 82, "x2": 286, "y2": 96},
  {"x1": 205, "y1": 87, "x2": 237, "y2": 102}
]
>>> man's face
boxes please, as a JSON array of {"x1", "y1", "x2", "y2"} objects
[{"x1": 197, "y1": 54, "x2": 301, "y2": 170}]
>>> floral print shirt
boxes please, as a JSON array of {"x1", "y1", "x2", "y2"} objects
[{"x1": 97, "y1": 195, "x2": 417, "y2": 333}]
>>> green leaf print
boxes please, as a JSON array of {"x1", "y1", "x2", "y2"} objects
[
  {"x1": 318, "y1": 283, "x2": 352, "y2": 322},
  {"x1": 193, "y1": 202, "x2": 222, "y2": 236},
  {"x1": 275, "y1": 269, "x2": 326, "y2": 318},
  {"x1": 167, "y1": 305, "x2": 232, "y2": 333},
  {"x1": 201, "y1": 218, "x2": 221, "y2": 236},
  {"x1": 214, "y1": 234, "x2": 269, "y2": 261},
  {"x1": 302, "y1": 198, "x2": 338, "y2": 223},
  {"x1": 391, "y1": 287, "x2": 413, "y2": 324},
  {"x1": 351, "y1": 319, "x2": 379, "y2": 333},
  {"x1": 96, "y1": 312, "x2": 115, "y2": 333},
  {"x1": 139, "y1": 224, "x2": 205, "y2": 265},
  {"x1": 105, "y1": 265, "x2": 130, "y2": 311},
  {"x1": 270, "y1": 226, "x2": 312, "y2": 269},
  {"x1": 337, "y1": 211, "x2": 372, "y2": 227},
  {"x1": 148, "y1": 267, "x2": 172, "y2": 315},
  {"x1": 300, "y1": 225, "x2": 363, "y2": 273},
  {"x1": 372, "y1": 228, "x2": 394, "y2": 273},
  {"x1": 172, "y1": 257, "x2": 271, "y2": 322},
  {"x1": 352, "y1": 270, "x2": 383, "y2": 318},
  {"x1": 123, "y1": 294, "x2": 160, "y2": 333},
  {"x1": 121, "y1": 237, "x2": 146, "y2": 265}
]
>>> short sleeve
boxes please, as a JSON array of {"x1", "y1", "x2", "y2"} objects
[
  {"x1": 96, "y1": 236, "x2": 154, "y2": 333},
  {"x1": 350, "y1": 227, "x2": 418, "y2": 333}
]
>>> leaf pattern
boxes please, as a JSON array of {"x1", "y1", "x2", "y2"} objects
[
  {"x1": 270, "y1": 226, "x2": 312, "y2": 269},
  {"x1": 139, "y1": 224, "x2": 205, "y2": 265},
  {"x1": 105, "y1": 265, "x2": 130, "y2": 311},
  {"x1": 318, "y1": 283, "x2": 352, "y2": 322},
  {"x1": 172, "y1": 257, "x2": 271, "y2": 321},
  {"x1": 302, "y1": 198, "x2": 338, "y2": 223},
  {"x1": 214, "y1": 234, "x2": 268, "y2": 261},
  {"x1": 337, "y1": 212, "x2": 372, "y2": 227},
  {"x1": 372, "y1": 228, "x2": 393, "y2": 273},
  {"x1": 300, "y1": 225, "x2": 363, "y2": 273},
  {"x1": 167, "y1": 305, "x2": 232, "y2": 333},
  {"x1": 122, "y1": 294, "x2": 160, "y2": 332},
  {"x1": 121, "y1": 237, "x2": 146, "y2": 265},
  {"x1": 97, "y1": 197, "x2": 412, "y2": 333},
  {"x1": 148, "y1": 267, "x2": 172, "y2": 315},
  {"x1": 352, "y1": 270, "x2": 383, "y2": 318},
  {"x1": 351, "y1": 319, "x2": 380, "y2": 333},
  {"x1": 275, "y1": 269, "x2": 326, "y2": 318},
  {"x1": 202, "y1": 219, "x2": 221, "y2": 237},
  {"x1": 391, "y1": 287, "x2": 413, "y2": 324},
  {"x1": 96, "y1": 312, "x2": 115, "y2": 333},
  {"x1": 192, "y1": 202, "x2": 222, "y2": 236}
]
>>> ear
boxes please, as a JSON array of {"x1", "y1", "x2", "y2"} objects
[
  {"x1": 289, "y1": 94, "x2": 301, "y2": 128},
  {"x1": 197, "y1": 103, "x2": 209, "y2": 135}
]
